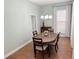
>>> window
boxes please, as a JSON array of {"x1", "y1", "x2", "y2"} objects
[{"x1": 56, "y1": 9, "x2": 66, "y2": 33}]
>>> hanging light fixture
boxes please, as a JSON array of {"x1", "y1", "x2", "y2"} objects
[
  {"x1": 45, "y1": 14, "x2": 49, "y2": 19},
  {"x1": 49, "y1": 15, "x2": 52, "y2": 19},
  {"x1": 41, "y1": 15, "x2": 44, "y2": 19}
]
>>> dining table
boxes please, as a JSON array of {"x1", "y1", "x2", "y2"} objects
[{"x1": 33, "y1": 32, "x2": 57, "y2": 44}]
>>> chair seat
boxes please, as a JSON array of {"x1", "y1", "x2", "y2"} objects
[
  {"x1": 49, "y1": 41, "x2": 56, "y2": 45},
  {"x1": 36, "y1": 45, "x2": 48, "y2": 51}
]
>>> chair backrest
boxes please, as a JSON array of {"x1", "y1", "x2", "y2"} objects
[
  {"x1": 32, "y1": 37, "x2": 44, "y2": 50},
  {"x1": 33, "y1": 31, "x2": 38, "y2": 36},
  {"x1": 56, "y1": 32, "x2": 60, "y2": 44}
]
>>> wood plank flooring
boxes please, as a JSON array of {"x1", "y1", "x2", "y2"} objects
[{"x1": 6, "y1": 37, "x2": 72, "y2": 59}]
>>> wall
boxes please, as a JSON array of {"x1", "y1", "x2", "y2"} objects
[
  {"x1": 4, "y1": 0, "x2": 41, "y2": 55},
  {"x1": 71, "y1": 4, "x2": 74, "y2": 48},
  {"x1": 40, "y1": 6, "x2": 54, "y2": 29}
]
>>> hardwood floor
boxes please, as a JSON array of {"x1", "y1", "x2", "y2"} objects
[{"x1": 6, "y1": 37, "x2": 72, "y2": 59}]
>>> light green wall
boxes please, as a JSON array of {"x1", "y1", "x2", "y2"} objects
[{"x1": 4, "y1": 0, "x2": 41, "y2": 55}]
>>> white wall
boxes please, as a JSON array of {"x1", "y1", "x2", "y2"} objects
[
  {"x1": 4, "y1": 0, "x2": 41, "y2": 55},
  {"x1": 71, "y1": 4, "x2": 74, "y2": 48}
]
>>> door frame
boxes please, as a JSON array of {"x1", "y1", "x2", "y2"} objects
[{"x1": 30, "y1": 14, "x2": 38, "y2": 33}]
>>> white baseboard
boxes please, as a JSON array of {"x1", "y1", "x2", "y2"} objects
[{"x1": 4, "y1": 39, "x2": 32, "y2": 58}]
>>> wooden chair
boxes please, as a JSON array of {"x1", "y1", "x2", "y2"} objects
[
  {"x1": 48, "y1": 32, "x2": 60, "y2": 53},
  {"x1": 32, "y1": 37, "x2": 50, "y2": 59},
  {"x1": 33, "y1": 30, "x2": 38, "y2": 37}
]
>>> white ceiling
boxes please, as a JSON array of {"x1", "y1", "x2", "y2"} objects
[{"x1": 29, "y1": 0, "x2": 73, "y2": 5}]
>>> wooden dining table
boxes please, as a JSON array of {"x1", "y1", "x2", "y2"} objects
[{"x1": 33, "y1": 32, "x2": 57, "y2": 43}]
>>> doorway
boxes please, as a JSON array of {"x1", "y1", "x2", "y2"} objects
[{"x1": 31, "y1": 15, "x2": 37, "y2": 32}]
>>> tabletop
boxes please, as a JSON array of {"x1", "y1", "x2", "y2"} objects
[{"x1": 34, "y1": 32, "x2": 57, "y2": 43}]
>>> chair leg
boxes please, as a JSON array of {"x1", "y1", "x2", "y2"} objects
[
  {"x1": 48, "y1": 46, "x2": 50, "y2": 57},
  {"x1": 34, "y1": 49, "x2": 36, "y2": 57},
  {"x1": 55, "y1": 45, "x2": 57, "y2": 53},
  {"x1": 42, "y1": 51, "x2": 44, "y2": 59},
  {"x1": 57, "y1": 44, "x2": 59, "y2": 49}
]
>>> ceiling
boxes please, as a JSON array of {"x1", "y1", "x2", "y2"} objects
[{"x1": 29, "y1": 0, "x2": 73, "y2": 5}]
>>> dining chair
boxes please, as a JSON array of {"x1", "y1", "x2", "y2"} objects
[
  {"x1": 32, "y1": 37, "x2": 50, "y2": 59},
  {"x1": 48, "y1": 32, "x2": 60, "y2": 53},
  {"x1": 33, "y1": 30, "x2": 38, "y2": 36}
]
